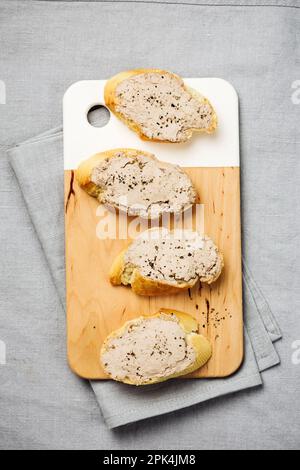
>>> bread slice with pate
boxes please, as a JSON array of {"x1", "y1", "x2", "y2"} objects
[
  {"x1": 75, "y1": 148, "x2": 197, "y2": 219},
  {"x1": 104, "y1": 69, "x2": 217, "y2": 143},
  {"x1": 100, "y1": 309, "x2": 212, "y2": 385},
  {"x1": 110, "y1": 228, "x2": 224, "y2": 296}
]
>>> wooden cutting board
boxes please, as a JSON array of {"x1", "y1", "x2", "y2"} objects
[{"x1": 63, "y1": 78, "x2": 243, "y2": 379}]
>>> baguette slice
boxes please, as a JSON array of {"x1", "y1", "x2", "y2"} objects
[
  {"x1": 104, "y1": 69, "x2": 217, "y2": 143},
  {"x1": 110, "y1": 228, "x2": 223, "y2": 296},
  {"x1": 75, "y1": 148, "x2": 197, "y2": 219},
  {"x1": 100, "y1": 309, "x2": 212, "y2": 385}
]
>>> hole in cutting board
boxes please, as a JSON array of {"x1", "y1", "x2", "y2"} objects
[{"x1": 87, "y1": 105, "x2": 110, "y2": 128}]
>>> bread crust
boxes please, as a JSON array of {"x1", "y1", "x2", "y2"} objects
[
  {"x1": 75, "y1": 148, "x2": 145, "y2": 198},
  {"x1": 109, "y1": 250, "x2": 197, "y2": 296},
  {"x1": 109, "y1": 231, "x2": 224, "y2": 296},
  {"x1": 104, "y1": 68, "x2": 218, "y2": 143},
  {"x1": 100, "y1": 308, "x2": 212, "y2": 385}
]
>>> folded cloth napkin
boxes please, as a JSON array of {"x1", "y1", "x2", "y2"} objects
[{"x1": 8, "y1": 126, "x2": 282, "y2": 429}]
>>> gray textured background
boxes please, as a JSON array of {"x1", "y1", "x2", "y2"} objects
[{"x1": 0, "y1": 0, "x2": 300, "y2": 449}]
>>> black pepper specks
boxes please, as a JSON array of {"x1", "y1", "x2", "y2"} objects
[{"x1": 114, "y1": 71, "x2": 214, "y2": 143}]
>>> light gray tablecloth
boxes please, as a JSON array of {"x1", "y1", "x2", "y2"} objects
[
  {"x1": 8, "y1": 125, "x2": 281, "y2": 429},
  {"x1": 1, "y1": 0, "x2": 299, "y2": 449}
]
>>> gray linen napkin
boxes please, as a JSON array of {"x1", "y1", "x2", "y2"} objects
[{"x1": 8, "y1": 126, "x2": 282, "y2": 429}]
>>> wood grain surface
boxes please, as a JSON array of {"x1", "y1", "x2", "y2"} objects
[{"x1": 65, "y1": 167, "x2": 243, "y2": 379}]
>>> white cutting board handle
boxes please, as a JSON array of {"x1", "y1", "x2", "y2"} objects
[{"x1": 63, "y1": 78, "x2": 239, "y2": 170}]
